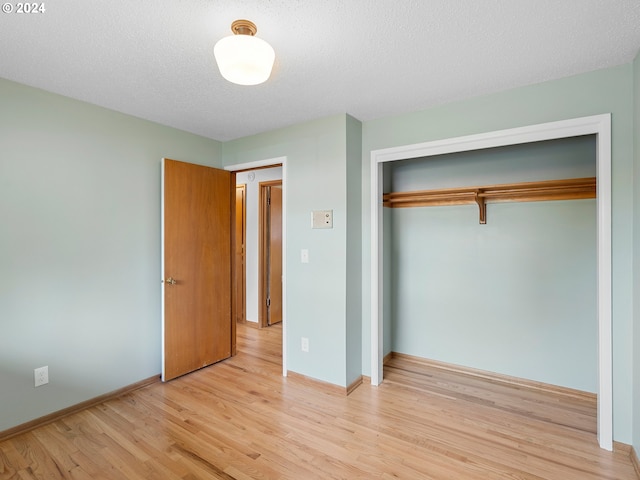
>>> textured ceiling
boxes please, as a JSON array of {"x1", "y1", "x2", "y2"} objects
[{"x1": 1, "y1": 0, "x2": 639, "y2": 141}]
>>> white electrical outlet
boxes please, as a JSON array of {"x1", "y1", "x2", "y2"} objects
[
  {"x1": 301, "y1": 249, "x2": 309, "y2": 263},
  {"x1": 301, "y1": 337, "x2": 309, "y2": 352},
  {"x1": 34, "y1": 366, "x2": 48, "y2": 387}
]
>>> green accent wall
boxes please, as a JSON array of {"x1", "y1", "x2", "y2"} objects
[
  {"x1": 0, "y1": 78, "x2": 221, "y2": 431},
  {"x1": 362, "y1": 64, "x2": 634, "y2": 443}
]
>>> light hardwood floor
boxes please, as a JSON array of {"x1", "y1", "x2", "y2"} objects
[{"x1": 0, "y1": 323, "x2": 637, "y2": 479}]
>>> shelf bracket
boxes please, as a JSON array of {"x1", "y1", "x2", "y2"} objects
[{"x1": 474, "y1": 190, "x2": 486, "y2": 224}]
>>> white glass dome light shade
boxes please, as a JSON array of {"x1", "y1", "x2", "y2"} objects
[{"x1": 214, "y1": 32, "x2": 275, "y2": 86}]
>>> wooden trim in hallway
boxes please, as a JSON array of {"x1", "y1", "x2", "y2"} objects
[
  {"x1": 232, "y1": 163, "x2": 283, "y2": 174},
  {"x1": 258, "y1": 179, "x2": 283, "y2": 328}
]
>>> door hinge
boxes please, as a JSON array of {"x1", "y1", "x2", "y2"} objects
[
  {"x1": 266, "y1": 297, "x2": 271, "y2": 307},
  {"x1": 267, "y1": 196, "x2": 271, "y2": 206}
]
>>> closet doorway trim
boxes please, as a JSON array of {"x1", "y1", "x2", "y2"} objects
[{"x1": 369, "y1": 114, "x2": 612, "y2": 450}]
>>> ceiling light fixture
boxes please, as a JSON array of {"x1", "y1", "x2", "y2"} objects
[{"x1": 214, "y1": 19, "x2": 275, "y2": 86}]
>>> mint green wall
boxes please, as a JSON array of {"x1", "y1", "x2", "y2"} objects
[
  {"x1": 345, "y1": 115, "x2": 362, "y2": 386},
  {"x1": 633, "y1": 51, "x2": 640, "y2": 458},
  {"x1": 361, "y1": 65, "x2": 635, "y2": 443},
  {"x1": 0, "y1": 78, "x2": 221, "y2": 431},
  {"x1": 388, "y1": 136, "x2": 596, "y2": 190},
  {"x1": 387, "y1": 138, "x2": 597, "y2": 392},
  {"x1": 222, "y1": 114, "x2": 361, "y2": 387}
]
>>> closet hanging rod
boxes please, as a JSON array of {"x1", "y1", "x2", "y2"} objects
[{"x1": 382, "y1": 177, "x2": 596, "y2": 224}]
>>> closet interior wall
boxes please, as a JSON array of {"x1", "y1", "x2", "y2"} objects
[{"x1": 383, "y1": 135, "x2": 598, "y2": 392}]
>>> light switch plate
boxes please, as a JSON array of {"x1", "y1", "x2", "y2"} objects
[{"x1": 311, "y1": 210, "x2": 333, "y2": 229}]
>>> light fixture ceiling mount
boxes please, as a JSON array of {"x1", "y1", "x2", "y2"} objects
[
  {"x1": 214, "y1": 19, "x2": 275, "y2": 86},
  {"x1": 230, "y1": 19, "x2": 257, "y2": 36}
]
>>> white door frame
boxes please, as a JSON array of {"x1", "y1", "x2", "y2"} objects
[
  {"x1": 370, "y1": 114, "x2": 612, "y2": 450},
  {"x1": 225, "y1": 157, "x2": 288, "y2": 377}
]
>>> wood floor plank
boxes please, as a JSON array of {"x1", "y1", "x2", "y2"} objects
[{"x1": 0, "y1": 322, "x2": 637, "y2": 479}]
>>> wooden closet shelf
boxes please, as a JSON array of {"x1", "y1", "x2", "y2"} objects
[{"x1": 383, "y1": 177, "x2": 596, "y2": 224}]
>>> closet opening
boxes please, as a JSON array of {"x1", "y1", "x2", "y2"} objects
[{"x1": 370, "y1": 114, "x2": 612, "y2": 450}]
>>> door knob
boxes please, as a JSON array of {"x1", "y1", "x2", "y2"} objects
[{"x1": 165, "y1": 277, "x2": 177, "y2": 285}]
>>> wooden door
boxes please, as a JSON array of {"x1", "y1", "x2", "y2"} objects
[
  {"x1": 162, "y1": 158, "x2": 234, "y2": 381},
  {"x1": 259, "y1": 181, "x2": 283, "y2": 327},
  {"x1": 268, "y1": 185, "x2": 283, "y2": 325},
  {"x1": 235, "y1": 185, "x2": 246, "y2": 324}
]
